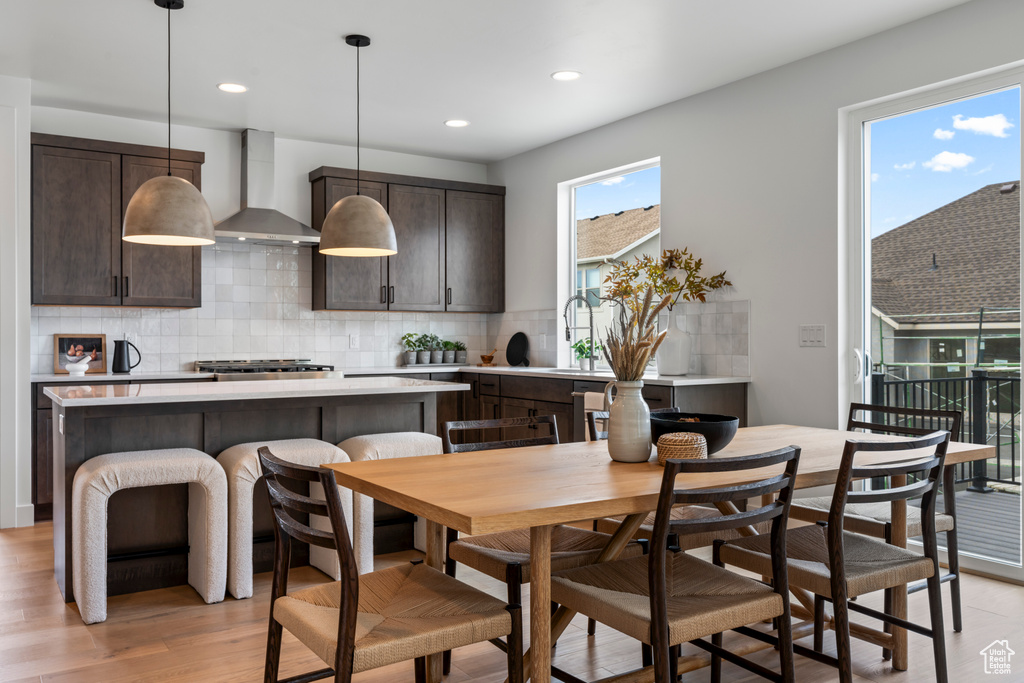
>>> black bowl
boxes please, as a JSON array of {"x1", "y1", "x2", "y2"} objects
[{"x1": 650, "y1": 410, "x2": 739, "y2": 454}]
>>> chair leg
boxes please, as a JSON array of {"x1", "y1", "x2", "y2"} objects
[
  {"x1": 669, "y1": 644, "x2": 680, "y2": 681},
  {"x1": 946, "y1": 526, "x2": 963, "y2": 633},
  {"x1": 442, "y1": 527, "x2": 459, "y2": 675},
  {"x1": 881, "y1": 588, "x2": 892, "y2": 661},
  {"x1": 587, "y1": 617, "x2": 596, "y2": 636},
  {"x1": 641, "y1": 643, "x2": 653, "y2": 668},
  {"x1": 926, "y1": 571, "x2": 949, "y2": 683},
  {"x1": 506, "y1": 605, "x2": 524, "y2": 683},
  {"x1": 832, "y1": 597, "x2": 854, "y2": 683},
  {"x1": 710, "y1": 632, "x2": 723, "y2": 682},
  {"x1": 813, "y1": 595, "x2": 824, "y2": 653},
  {"x1": 414, "y1": 657, "x2": 426, "y2": 683},
  {"x1": 264, "y1": 618, "x2": 284, "y2": 683},
  {"x1": 777, "y1": 602, "x2": 796, "y2": 683}
]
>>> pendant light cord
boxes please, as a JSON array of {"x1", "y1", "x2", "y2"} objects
[
  {"x1": 166, "y1": 3, "x2": 171, "y2": 176},
  {"x1": 355, "y1": 43, "x2": 361, "y2": 196}
]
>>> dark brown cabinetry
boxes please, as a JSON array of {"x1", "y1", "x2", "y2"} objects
[
  {"x1": 310, "y1": 167, "x2": 505, "y2": 313},
  {"x1": 31, "y1": 134, "x2": 205, "y2": 308}
]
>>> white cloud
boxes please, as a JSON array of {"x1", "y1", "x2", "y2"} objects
[
  {"x1": 923, "y1": 151, "x2": 974, "y2": 172},
  {"x1": 952, "y1": 113, "x2": 1014, "y2": 138},
  {"x1": 870, "y1": 173, "x2": 880, "y2": 182},
  {"x1": 933, "y1": 129, "x2": 955, "y2": 140},
  {"x1": 894, "y1": 161, "x2": 916, "y2": 170},
  {"x1": 600, "y1": 176, "x2": 625, "y2": 186}
]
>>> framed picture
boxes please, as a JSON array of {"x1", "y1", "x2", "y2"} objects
[{"x1": 54, "y1": 334, "x2": 107, "y2": 374}]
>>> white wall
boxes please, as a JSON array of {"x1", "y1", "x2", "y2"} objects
[
  {"x1": 30, "y1": 106, "x2": 488, "y2": 226},
  {"x1": 0, "y1": 75, "x2": 32, "y2": 527},
  {"x1": 487, "y1": 0, "x2": 1024, "y2": 429}
]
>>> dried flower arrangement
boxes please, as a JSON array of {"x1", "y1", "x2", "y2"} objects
[{"x1": 601, "y1": 248, "x2": 731, "y2": 380}]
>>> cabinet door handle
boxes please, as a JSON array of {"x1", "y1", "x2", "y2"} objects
[
  {"x1": 447, "y1": 287, "x2": 452, "y2": 306},
  {"x1": 380, "y1": 285, "x2": 387, "y2": 304},
  {"x1": 123, "y1": 276, "x2": 129, "y2": 298},
  {"x1": 389, "y1": 286, "x2": 395, "y2": 304},
  {"x1": 112, "y1": 276, "x2": 118, "y2": 297}
]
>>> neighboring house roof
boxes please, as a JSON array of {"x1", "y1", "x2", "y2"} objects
[
  {"x1": 577, "y1": 205, "x2": 660, "y2": 261},
  {"x1": 872, "y1": 181, "x2": 1020, "y2": 325}
]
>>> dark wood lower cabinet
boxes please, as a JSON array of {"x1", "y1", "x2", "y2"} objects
[{"x1": 33, "y1": 408, "x2": 53, "y2": 521}]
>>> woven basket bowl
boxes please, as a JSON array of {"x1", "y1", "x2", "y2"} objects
[{"x1": 656, "y1": 432, "x2": 708, "y2": 466}]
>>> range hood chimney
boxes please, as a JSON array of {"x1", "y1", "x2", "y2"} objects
[{"x1": 214, "y1": 129, "x2": 321, "y2": 245}]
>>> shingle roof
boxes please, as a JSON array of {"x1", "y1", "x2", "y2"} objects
[
  {"x1": 872, "y1": 181, "x2": 1020, "y2": 324},
  {"x1": 577, "y1": 205, "x2": 660, "y2": 261}
]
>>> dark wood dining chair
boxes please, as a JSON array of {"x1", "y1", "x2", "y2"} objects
[
  {"x1": 789, "y1": 403, "x2": 963, "y2": 658},
  {"x1": 551, "y1": 446, "x2": 802, "y2": 683},
  {"x1": 719, "y1": 432, "x2": 951, "y2": 683},
  {"x1": 440, "y1": 415, "x2": 643, "y2": 677},
  {"x1": 258, "y1": 446, "x2": 523, "y2": 683}
]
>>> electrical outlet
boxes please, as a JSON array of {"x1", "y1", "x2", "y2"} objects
[
  {"x1": 349, "y1": 334, "x2": 360, "y2": 350},
  {"x1": 124, "y1": 332, "x2": 136, "y2": 343},
  {"x1": 799, "y1": 324, "x2": 826, "y2": 348}
]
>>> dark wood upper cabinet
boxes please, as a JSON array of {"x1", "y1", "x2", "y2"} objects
[
  {"x1": 311, "y1": 177, "x2": 388, "y2": 311},
  {"x1": 121, "y1": 156, "x2": 203, "y2": 308},
  {"x1": 32, "y1": 146, "x2": 122, "y2": 306},
  {"x1": 31, "y1": 134, "x2": 206, "y2": 308},
  {"x1": 309, "y1": 167, "x2": 505, "y2": 313},
  {"x1": 445, "y1": 190, "x2": 504, "y2": 312},
  {"x1": 389, "y1": 184, "x2": 445, "y2": 311}
]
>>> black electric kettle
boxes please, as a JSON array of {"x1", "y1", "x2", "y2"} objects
[{"x1": 112, "y1": 339, "x2": 141, "y2": 374}]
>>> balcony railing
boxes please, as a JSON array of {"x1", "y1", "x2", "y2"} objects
[{"x1": 872, "y1": 369, "x2": 1020, "y2": 488}]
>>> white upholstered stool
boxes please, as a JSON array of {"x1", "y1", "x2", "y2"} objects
[
  {"x1": 72, "y1": 448, "x2": 227, "y2": 625},
  {"x1": 337, "y1": 432, "x2": 443, "y2": 571},
  {"x1": 217, "y1": 439, "x2": 353, "y2": 599}
]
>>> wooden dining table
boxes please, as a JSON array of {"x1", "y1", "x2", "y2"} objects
[{"x1": 324, "y1": 424, "x2": 994, "y2": 683}]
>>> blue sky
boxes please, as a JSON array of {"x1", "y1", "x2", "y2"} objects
[
  {"x1": 575, "y1": 165, "x2": 661, "y2": 220},
  {"x1": 869, "y1": 87, "x2": 1020, "y2": 237}
]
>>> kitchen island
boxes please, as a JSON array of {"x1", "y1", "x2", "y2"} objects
[{"x1": 45, "y1": 376, "x2": 468, "y2": 603}]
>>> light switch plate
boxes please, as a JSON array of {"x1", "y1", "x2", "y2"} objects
[
  {"x1": 349, "y1": 334, "x2": 360, "y2": 350},
  {"x1": 799, "y1": 324, "x2": 826, "y2": 347}
]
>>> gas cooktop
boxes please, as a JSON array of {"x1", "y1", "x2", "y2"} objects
[{"x1": 194, "y1": 359, "x2": 335, "y2": 373}]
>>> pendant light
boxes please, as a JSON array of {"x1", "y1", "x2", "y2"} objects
[
  {"x1": 123, "y1": 0, "x2": 215, "y2": 246},
  {"x1": 319, "y1": 35, "x2": 397, "y2": 257}
]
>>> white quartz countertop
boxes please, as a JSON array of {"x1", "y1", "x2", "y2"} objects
[
  {"x1": 32, "y1": 370, "x2": 214, "y2": 383},
  {"x1": 348, "y1": 365, "x2": 749, "y2": 387},
  {"x1": 44, "y1": 376, "x2": 470, "y2": 407}
]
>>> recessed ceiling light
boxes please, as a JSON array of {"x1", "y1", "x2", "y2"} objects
[
  {"x1": 551, "y1": 71, "x2": 582, "y2": 82},
  {"x1": 237, "y1": 237, "x2": 246, "y2": 241},
  {"x1": 445, "y1": 119, "x2": 470, "y2": 128},
  {"x1": 217, "y1": 83, "x2": 248, "y2": 93}
]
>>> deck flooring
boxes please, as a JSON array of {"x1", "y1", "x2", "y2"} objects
[{"x1": 911, "y1": 489, "x2": 1021, "y2": 564}]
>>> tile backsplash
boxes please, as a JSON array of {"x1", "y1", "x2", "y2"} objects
[
  {"x1": 30, "y1": 243, "x2": 750, "y2": 378},
  {"x1": 30, "y1": 243, "x2": 489, "y2": 375}
]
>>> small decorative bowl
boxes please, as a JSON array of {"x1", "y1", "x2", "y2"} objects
[{"x1": 650, "y1": 410, "x2": 739, "y2": 454}]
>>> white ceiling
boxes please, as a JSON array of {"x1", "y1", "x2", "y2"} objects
[{"x1": 1, "y1": 0, "x2": 973, "y2": 163}]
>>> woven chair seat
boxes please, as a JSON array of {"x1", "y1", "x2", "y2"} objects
[
  {"x1": 595, "y1": 505, "x2": 771, "y2": 550},
  {"x1": 551, "y1": 552, "x2": 784, "y2": 645},
  {"x1": 792, "y1": 496, "x2": 955, "y2": 537},
  {"x1": 274, "y1": 562, "x2": 512, "y2": 674},
  {"x1": 449, "y1": 525, "x2": 643, "y2": 584},
  {"x1": 719, "y1": 524, "x2": 934, "y2": 599}
]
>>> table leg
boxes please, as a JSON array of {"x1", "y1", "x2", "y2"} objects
[
  {"x1": 531, "y1": 525, "x2": 553, "y2": 683},
  {"x1": 890, "y1": 475, "x2": 908, "y2": 671},
  {"x1": 424, "y1": 520, "x2": 445, "y2": 683}
]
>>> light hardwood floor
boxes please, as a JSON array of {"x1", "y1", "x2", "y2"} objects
[{"x1": 2, "y1": 522, "x2": 1022, "y2": 682}]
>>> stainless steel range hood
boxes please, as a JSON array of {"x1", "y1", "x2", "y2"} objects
[{"x1": 214, "y1": 129, "x2": 321, "y2": 245}]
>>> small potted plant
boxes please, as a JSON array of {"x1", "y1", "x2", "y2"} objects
[
  {"x1": 400, "y1": 333, "x2": 420, "y2": 365},
  {"x1": 420, "y1": 333, "x2": 443, "y2": 363},
  {"x1": 453, "y1": 340, "x2": 468, "y2": 364},
  {"x1": 442, "y1": 340, "x2": 457, "y2": 364},
  {"x1": 570, "y1": 337, "x2": 603, "y2": 369},
  {"x1": 416, "y1": 334, "x2": 432, "y2": 364}
]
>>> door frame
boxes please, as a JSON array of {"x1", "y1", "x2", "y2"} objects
[{"x1": 841, "y1": 65, "x2": 1024, "y2": 581}]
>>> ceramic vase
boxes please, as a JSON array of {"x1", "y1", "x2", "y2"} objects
[
  {"x1": 443, "y1": 350, "x2": 456, "y2": 363},
  {"x1": 656, "y1": 306, "x2": 692, "y2": 376},
  {"x1": 603, "y1": 380, "x2": 652, "y2": 462},
  {"x1": 455, "y1": 350, "x2": 468, "y2": 364},
  {"x1": 404, "y1": 351, "x2": 417, "y2": 365},
  {"x1": 430, "y1": 350, "x2": 444, "y2": 363},
  {"x1": 417, "y1": 351, "x2": 431, "y2": 364}
]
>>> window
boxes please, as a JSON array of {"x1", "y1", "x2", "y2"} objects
[
  {"x1": 576, "y1": 268, "x2": 602, "y2": 307},
  {"x1": 568, "y1": 160, "x2": 661, "y2": 344}
]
